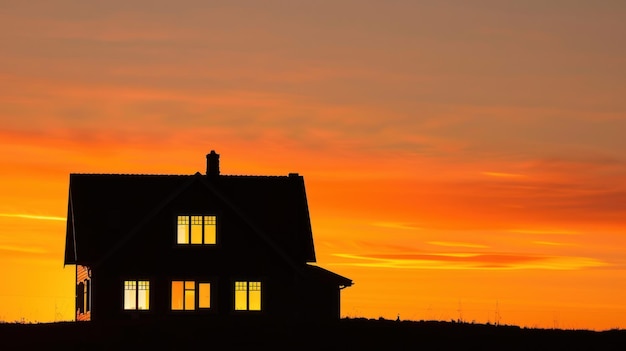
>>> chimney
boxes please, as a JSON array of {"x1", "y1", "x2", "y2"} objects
[{"x1": 206, "y1": 150, "x2": 220, "y2": 177}]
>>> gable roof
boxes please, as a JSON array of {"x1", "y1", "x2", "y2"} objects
[{"x1": 64, "y1": 172, "x2": 316, "y2": 267}]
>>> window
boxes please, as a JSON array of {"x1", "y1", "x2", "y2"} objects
[
  {"x1": 199, "y1": 283, "x2": 211, "y2": 308},
  {"x1": 177, "y1": 215, "x2": 217, "y2": 245},
  {"x1": 77, "y1": 282, "x2": 84, "y2": 314},
  {"x1": 172, "y1": 281, "x2": 212, "y2": 310},
  {"x1": 234, "y1": 281, "x2": 262, "y2": 311},
  {"x1": 84, "y1": 279, "x2": 91, "y2": 313},
  {"x1": 124, "y1": 280, "x2": 150, "y2": 310}
]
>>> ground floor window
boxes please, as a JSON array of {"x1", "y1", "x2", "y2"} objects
[
  {"x1": 234, "y1": 281, "x2": 261, "y2": 311},
  {"x1": 171, "y1": 281, "x2": 211, "y2": 310},
  {"x1": 124, "y1": 280, "x2": 150, "y2": 310},
  {"x1": 84, "y1": 279, "x2": 91, "y2": 313}
]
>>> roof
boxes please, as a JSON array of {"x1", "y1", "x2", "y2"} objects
[
  {"x1": 303, "y1": 264, "x2": 353, "y2": 288},
  {"x1": 64, "y1": 172, "x2": 317, "y2": 267}
]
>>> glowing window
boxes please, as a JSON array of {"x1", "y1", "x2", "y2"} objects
[
  {"x1": 204, "y1": 216, "x2": 216, "y2": 244},
  {"x1": 176, "y1": 215, "x2": 217, "y2": 245},
  {"x1": 185, "y1": 281, "x2": 195, "y2": 310},
  {"x1": 191, "y1": 216, "x2": 203, "y2": 244},
  {"x1": 124, "y1": 280, "x2": 150, "y2": 310},
  {"x1": 177, "y1": 216, "x2": 189, "y2": 244},
  {"x1": 172, "y1": 281, "x2": 211, "y2": 310},
  {"x1": 171, "y1": 281, "x2": 184, "y2": 310},
  {"x1": 199, "y1": 283, "x2": 211, "y2": 308},
  {"x1": 234, "y1": 281, "x2": 262, "y2": 311}
]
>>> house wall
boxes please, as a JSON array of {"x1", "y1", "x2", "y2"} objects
[
  {"x1": 88, "y1": 179, "x2": 342, "y2": 323},
  {"x1": 295, "y1": 280, "x2": 342, "y2": 321}
]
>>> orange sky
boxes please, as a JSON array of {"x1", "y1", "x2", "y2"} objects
[{"x1": 1, "y1": 1, "x2": 626, "y2": 330}]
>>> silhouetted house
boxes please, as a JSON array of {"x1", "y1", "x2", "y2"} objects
[{"x1": 64, "y1": 151, "x2": 352, "y2": 322}]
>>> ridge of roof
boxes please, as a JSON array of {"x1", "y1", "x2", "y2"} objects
[
  {"x1": 70, "y1": 173, "x2": 190, "y2": 177},
  {"x1": 70, "y1": 173, "x2": 299, "y2": 178}
]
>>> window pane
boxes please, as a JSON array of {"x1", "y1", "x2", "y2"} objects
[
  {"x1": 191, "y1": 216, "x2": 202, "y2": 244},
  {"x1": 203, "y1": 216, "x2": 216, "y2": 244},
  {"x1": 177, "y1": 216, "x2": 189, "y2": 244},
  {"x1": 249, "y1": 282, "x2": 261, "y2": 311},
  {"x1": 77, "y1": 282, "x2": 85, "y2": 313},
  {"x1": 137, "y1": 281, "x2": 150, "y2": 310},
  {"x1": 171, "y1": 281, "x2": 183, "y2": 310},
  {"x1": 185, "y1": 289, "x2": 195, "y2": 310},
  {"x1": 235, "y1": 290, "x2": 247, "y2": 310},
  {"x1": 124, "y1": 281, "x2": 136, "y2": 310},
  {"x1": 198, "y1": 283, "x2": 211, "y2": 308},
  {"x1": 234, "y1": 281, "x2": 247, "y2": 311}
]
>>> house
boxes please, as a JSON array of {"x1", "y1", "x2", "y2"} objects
[{"x1": 63, "y1": 151, "x2": 352, "y2": 323}]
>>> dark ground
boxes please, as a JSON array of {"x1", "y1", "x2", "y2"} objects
[{"x1": 1, "y1": 317, "x2": 625, "y2": 350}]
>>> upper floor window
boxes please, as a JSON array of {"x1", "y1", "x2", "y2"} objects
[{"x1": 177, "y1": 215, "x2": 217, "y2": 245}]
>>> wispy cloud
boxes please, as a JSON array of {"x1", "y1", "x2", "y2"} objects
[
  {"x1": 428, "y1": 241, "x2": 489, "y2": 249},
  {"x1": 482, "y1": 171, "x2": 526, "y2": 178},
  {"x1": 0, "y1": 213, "x2": 65, "y2": 221},
  {"x1": 371, "y1": 222, "x2": 423, "y2": 231},
  {"x1": 532, "y1": 241, "x2": 575, "y2": 247},
  {"x1": 332, "y1": 252, "x2": 607, "y2": 270},
  {"x1": 0, "y1": 244, "x2": 47, "y2": 254},
  {"x1": 509, "y1": 229, "x2": 580, "y2": 235}
]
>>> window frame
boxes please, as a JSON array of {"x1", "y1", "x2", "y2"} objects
[
  {"x1": 123, "y1": 279, "x2": 150, "y2": 311},
  {"x1": 84, "y1": 279, "x2": 91, "y2": 313},
  {"x1": 171, "y1": 280, "x2": 213, "y2": 311},
  {"x1": 234, "y1": 280, "x2": 262, "y2": 312},
  {"x1": 176, "y1": 214, "x2": 218, "y2": 245}
]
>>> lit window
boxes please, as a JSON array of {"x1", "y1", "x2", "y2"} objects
[
  {"x1": 177, "y1": 215, "x2": 217, "y2": 245},
  {"x1": 234, "y1": 281, "x2": 262, "y2": 311},
  {"x1": 177, "y1": 216, "x2": 189, "y2": 244},
  {"x1": 171, "y1": 281, "x2": 184, "y2": 310},
  {"x1": 199, "y1": 283, "x2": 211, "y2": 308},
  {"x1": 191, "y1": 216, "x2": 203, "y2": 244},
  {"x1": 124, "y1": 280, "x2": 150, "y2": 310},
  {"x1": 204, "y1": 216, "x2": 216, "y2": 244},
  {"x1": 172, "y1": 280, "x2": 211, "y2": 310}
]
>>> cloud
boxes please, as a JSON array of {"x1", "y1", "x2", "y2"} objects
[
  {"x1": 370, "y1": 222, "x2": 423, "y2": 231},
  {"x1": 0, "y1": 213, "x2": 65, "y2": 221},
  {"x1": 428, "y1": 241, "x2": 489, "y2": 249},
  {"x1": 482, "y1": 171, "x2": 526, "y2": 178},
  {"x1": 509, "y1": 229, "x2": 580, "y2": 235},
  {"x1": 332, "y1": 252, "x2": 607, "y2": 270},
  {"x1": 0, "y1": 244, "x2": 47, "y2": 254},
  {"x1": 532, "y1": 241, "x2": 575, "y2": 247}
]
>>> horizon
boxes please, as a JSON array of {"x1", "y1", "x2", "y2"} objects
[{"x1": 1, "y1": 1, "x2": 625, "y2": 331}]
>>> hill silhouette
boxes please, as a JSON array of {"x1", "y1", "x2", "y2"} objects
[{"x1": 1, "y1": 317, "x2": 624, "y2": 350}]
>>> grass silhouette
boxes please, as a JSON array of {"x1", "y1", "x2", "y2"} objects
[{"x1": 1, "y1": 317, "x2": 625, "y2": 350}]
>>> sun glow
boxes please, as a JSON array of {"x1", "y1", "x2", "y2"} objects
[{"x1": 1, "y1": 0, "x2": 626, "y2": 331}]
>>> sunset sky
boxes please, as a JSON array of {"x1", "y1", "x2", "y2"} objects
[{"x1": 1, "y1": 1, "x2": 626, "y2": 330}]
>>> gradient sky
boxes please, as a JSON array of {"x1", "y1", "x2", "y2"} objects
[{"x1": 1, "y1": 1, "x2": 626, "y2": 330}]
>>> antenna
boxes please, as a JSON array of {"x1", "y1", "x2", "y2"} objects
[{"x1": 495, "y1": 300, "x2": 501, "y2": 326}]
